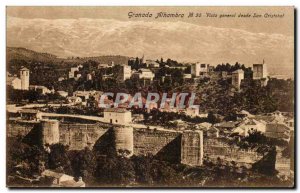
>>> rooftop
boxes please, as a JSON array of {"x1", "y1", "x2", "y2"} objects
[
  {"x1": 18, "y1": 109, "x2": 40, "y2": 114},
  {"x1": 139, "y1": 68, "x2": 152, "y2": 72},
  {"x1": 59, "y1": 180, "x2": 85, "y2": 187},
  {"x1": 6, "y1": 76, "x2": 20, "y2": 84},
  {"x1": 20, "y1": 67, "x2": 29, "y2": 71},
  {"x1": 232, "y1": 69, "x2": 244, "y2": 74},
  {"x1": 266, "y1": 123, "x2": 289, "y2": 133},
  {"x1": 216, "y1": 121, "x2": 236, "y2": 128},
  {"x1": 41, "y1": 169, "x2": 64, "y2": 179},
  {"x1": 104, "y1": 108, "x2": 129, "y2": 113}
]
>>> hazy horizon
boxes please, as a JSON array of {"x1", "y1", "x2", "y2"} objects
[{"x1": 6, "y1": 7, "x2": 294, "y2": 77}]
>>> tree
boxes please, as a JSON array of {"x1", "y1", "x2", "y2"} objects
[
  {"x1": 48, "y1": 144, "x2": 73, "y2": 175},
  {"x1": 70, "y1": 148, "x2": 96, "y2": 181}
]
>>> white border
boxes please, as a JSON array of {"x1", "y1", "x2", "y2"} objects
[{"x1": 0, "y1": 0, "x2": 298, "y2": 192}]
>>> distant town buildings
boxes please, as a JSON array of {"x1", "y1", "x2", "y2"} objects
[
  {"x1": 191, "y1": 63, "x2": 210, "y2": 78},
  {"x1": 98, "y1": 61, "x2": 115, "y2": 69},
  {"x1": 145, "y1": 60, "x2": 160, "y2": 68},
  {"x1": 132, "y1": 68, "x2": 155, "y2": 81},
  {"x1": 233, "y1": 118, "x2": 266, "y2": 137},
  {"x1": 73, "y1": 90, "x2": 103, "y2": 101},
  {"x1": 118, "y1": 65, "x2": 132, "y2": 81},
  {"x1": 69, "y1": 66, "x2": 79, "y2": 79}
]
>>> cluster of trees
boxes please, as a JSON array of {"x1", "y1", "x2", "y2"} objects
[
  {"x1": 47, "y1": 105, "x2": 100, "y2": 117},
  {"x1": 159, "y1": 58, "x2": 184, "y2": 67},
  {"x1": 133, "y1": 108, "x2": 218, "y2": 127},
  {"x1": 194, "y1": 77, "x2": 294, "y2": 120},
  {"x1": 8, "y1": 59, "x2": 69, "y2": 89},
  {"x1": 229, "y1": 130, "x2": 289, "y2": 155},
  {"x1": 7, "y1": 86, "x2": 64, "y2": 104},
  {"x1": 215, "y1": 62, "x2": 252, "y2": 77},
  {"x1": 128, "y1": 57, "x2": 146, "y2": 70}
]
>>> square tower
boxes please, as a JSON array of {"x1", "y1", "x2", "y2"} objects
[
  {"x1": 232, "y1": 69, "x2": 244, "y2": 90},
  {"x1": 181, "y1": 130, "x2": 204, "y2": 166},
  {"x1": 253, "y1": 60, "x2": 268, "y2": 80},
  {"x1": 20, "y1": 67, "x2": 29, "y2": 90}
]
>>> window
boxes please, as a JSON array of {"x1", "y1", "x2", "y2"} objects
[{"x1": 201, "y1": 64, "x2": 206, "y2": 68}]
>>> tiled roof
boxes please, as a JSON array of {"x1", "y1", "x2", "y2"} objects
[
  {"x1": 18, "y1": 109, "x2": 40, "y2": 114},
  {"x1": 41, "y1": 170, "x2": 64, "y2": 179},
  {"x1": 266, "y1": 123, "x2": 289, "y2": 133},
  {"x1": 104, "y1": 108, "x2": 128, "y2": 113},
  {"x1": 217, "y1": 121, "x2": 236, "y2": 128},
  {"x1": 20, "y1": 67, "x2": 29, "y2": 71}
]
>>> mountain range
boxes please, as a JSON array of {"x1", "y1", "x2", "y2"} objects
[{"x1": 7, "y1": 17, "x2": 294, "y2": 77}]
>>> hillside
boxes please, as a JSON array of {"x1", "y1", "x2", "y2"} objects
[
  {"x1": 7, "y1": 47, "x2": 58, "y2": 62},
  {"x1": 7, "y1": 47, "x2": 129, "y2": 66}
]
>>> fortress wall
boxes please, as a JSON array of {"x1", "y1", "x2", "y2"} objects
[
  {"x1": 203, "y1": 138, "x2": 262, "y2": 167},
  {"x1": 7, "y1": 121, "x2": 37, "y2": 137},
  {"x1": 133, "y1": 128, "x2": 181, "y2": 156},
  {"x1": 8, "y1": 120, "x2": 263, "y2": 168},
  {"x1": 59, "y1": 123, "x2": 109, "y2": 150},
  {"x1": 275, "y1": 152, "x2": 291, "y2": 177}
]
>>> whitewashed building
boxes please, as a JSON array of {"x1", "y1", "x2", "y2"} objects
[
  {"x1": 7, "y1": 76, "x2": 22, "y2": 90},
  {"x1": 67, "y1": 96, "x2": 82, "y2": 105},
  {"x1": 29, "y1": 85, "x2": 51, "y2": 95},
  {"x1": 41, "y1": 170, "x2": 85, "y2": 187},
  {"x1": 118, "y1": 65, "x2": 132, "y2": 81},
  {"x1": 133, "y1": 68, "x2": 155, "y2": 81},
  {"x1": 103, "y1": 108, "x2": 132, "y2": 124},
  {"x1": 57, "y1": 91, "x2": 68, "y2": 97},
  {"x1": 191, "y1": 63, "x2": 209, "y2": 78}
]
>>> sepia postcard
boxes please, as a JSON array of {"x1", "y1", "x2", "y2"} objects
[{"x1": 6, "y1": 6, "x2": 295, "y2": 188}]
